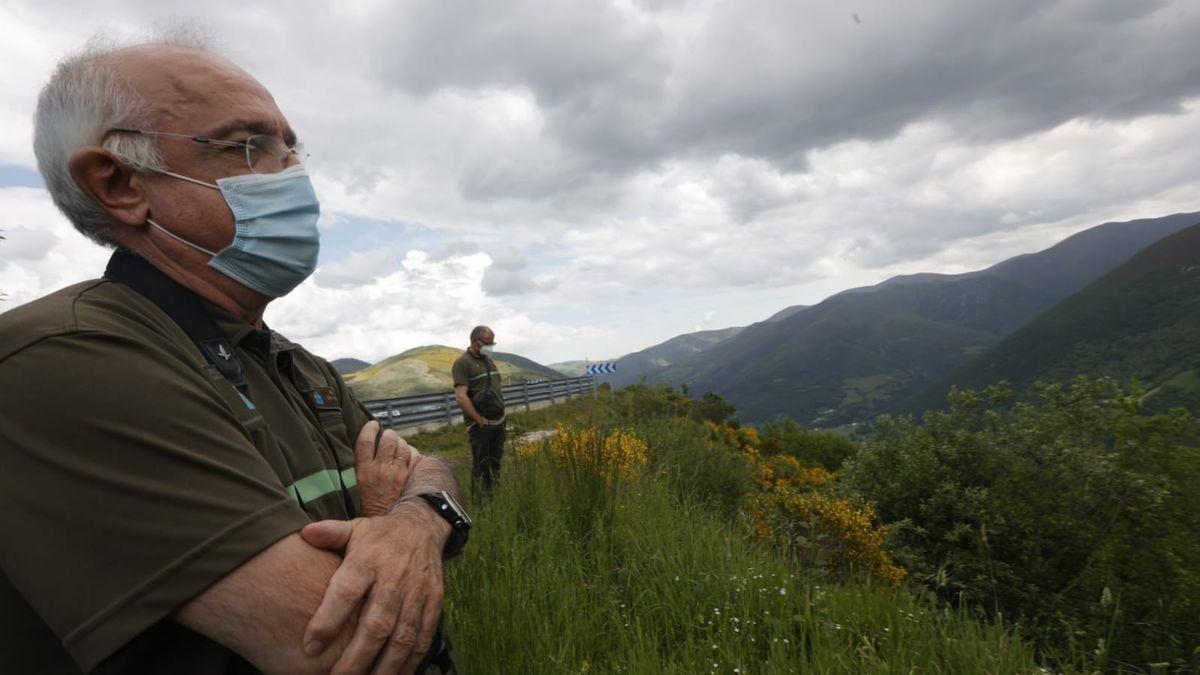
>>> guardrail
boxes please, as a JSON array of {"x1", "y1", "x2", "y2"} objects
[{"x1": 361, "y1": 375, "x2": 598, "y2": 430}]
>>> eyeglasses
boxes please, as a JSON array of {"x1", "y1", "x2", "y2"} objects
[{"x1": 106, "y1": 128, "x2": 307, "y2": 174}]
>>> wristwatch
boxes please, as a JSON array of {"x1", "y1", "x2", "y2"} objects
[{"x1": 417, "y1": 491, "x2": 472, "y2": 558}]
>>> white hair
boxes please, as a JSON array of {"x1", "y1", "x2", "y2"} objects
[{"x1": 33, "y1": 29, "x2": 214, "y2": 246}]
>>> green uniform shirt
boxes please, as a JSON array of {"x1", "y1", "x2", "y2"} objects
[
  {"x1": 451, "y1": 350, "x2": 504, "y2": 423},
  {"x1": 0, "y1": 277, "x2": 375, "y2": 673}
]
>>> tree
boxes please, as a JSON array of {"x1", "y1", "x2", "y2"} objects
[{"x1": 844, "y1": 377, "x2": 1200, "y2": 669}]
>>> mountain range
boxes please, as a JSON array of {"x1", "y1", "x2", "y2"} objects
[
  {"x1": 610, "y1": 212, "x2": 1200, "y2": 424},
  {"x1": 911, "y1": 222, "x2": 1200, "y2": 413}
]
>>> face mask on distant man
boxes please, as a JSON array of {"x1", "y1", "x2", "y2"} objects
[
  {"x1": 146, "y1": 164, "x2": 321, "y2": 297},
  {"x1": 480, "y1": 344, "x2": 495, "y2": 357}
]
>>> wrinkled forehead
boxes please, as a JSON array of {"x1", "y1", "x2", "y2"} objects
[{"x1": 110, "y1": 45, "x2": 290, "y2": 138}]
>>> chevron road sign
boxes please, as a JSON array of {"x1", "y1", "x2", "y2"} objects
[{"x1": 585, "y1": 362, "x2": 617, "y2": 374}]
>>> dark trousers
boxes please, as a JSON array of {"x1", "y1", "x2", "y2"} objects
[{"x1": 468, "y1": 421, "x2": 505, "y2": 498}]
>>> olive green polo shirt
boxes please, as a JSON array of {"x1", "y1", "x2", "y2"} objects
[
  {"x1": 0, "y1": 276, "x2": 374, "y2": 673},
  {"x1": 451, "y1": 350, "x2": 504, "y2": 423}
]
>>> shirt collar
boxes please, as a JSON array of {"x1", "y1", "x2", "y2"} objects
[{"x1": 203, "y1": 302, "x2": 295, "y2": 358}]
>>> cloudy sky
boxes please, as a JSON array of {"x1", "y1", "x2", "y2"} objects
[{"x1": 2, "y1": 0, "x2": 1200, "y2": 365}]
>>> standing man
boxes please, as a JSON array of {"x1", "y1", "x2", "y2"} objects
[
  {"x1": 0, "y1": 33, "x2": 466, "y2": 674},
  {"x1": 452, "y1": 326, "x2": 506, "y2": 498}
]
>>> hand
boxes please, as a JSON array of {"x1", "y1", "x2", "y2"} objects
[
  {"x1": 354, "y1": 421, "x2": 416, "y2": 517},
  {"x1": 473, "y1": 415, "x2": 489, "y2": 427},
  {"x1": 300, "y1": 502, "x2": 452, "y2": 675}
]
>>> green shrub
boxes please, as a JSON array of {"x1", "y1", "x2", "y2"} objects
[
  {"x1": 759, "y1": 419, "x2": 859, "y2": 471},
  {"x1": 607, "y1": 383, "x2": 694, "y2": 425},
  {"x1": 692, "y1": 391, "x2": 738, "y2": 425},
  {"x1": 843, "y1": 376, "x2": 1200, "y2": 670}
]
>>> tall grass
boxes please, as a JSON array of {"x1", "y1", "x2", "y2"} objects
[{"x1": 441, "y1": 424, "x2": 1042, "y2": 673}]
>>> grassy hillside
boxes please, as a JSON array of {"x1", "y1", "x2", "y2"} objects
[
  {"x1": 913, "y1": 222, "x2": 1200, "y2": 412},
  {"x1": 344, "y1": 345, "x2": 563, "y2": 401},
  {"x1": 652, "y1": 212, "x2": 1200, "y2": 425}
]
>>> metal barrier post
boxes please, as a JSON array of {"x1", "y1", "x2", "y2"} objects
[
  {"x1": 522, "y1": 381, "x2": 531, "y2": 411},
  {"x1": 549, "y1": 381, "x2": 557, "y2": 405},
  {"x1": 443, "y1": 393, "x2": 455, "y2": 429}
]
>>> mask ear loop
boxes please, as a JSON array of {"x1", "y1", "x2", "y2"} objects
[
  {"x1": 157, "y1": 169, "x2": 222, "y2": 191},
  {"x1": 146, "y1": 218, "x2": 219, "y2": 257},
  {"x1": 144, "y1": 169, "x2": 224, "y2": 257}
]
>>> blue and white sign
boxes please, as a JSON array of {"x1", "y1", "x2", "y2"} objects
[{"x1": 586, "y1": 362, "x2": 617, "y2": 374}]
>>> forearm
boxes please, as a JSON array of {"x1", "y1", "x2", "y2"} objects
[
  {"x1": 174, "y1": 534, "x2": 355, "y2": 674},
  {"x1": 399, "y1": 453, "x2": 465, "y2": 506}
]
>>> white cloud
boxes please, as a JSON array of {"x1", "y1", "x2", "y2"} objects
[{"x1": 313, "y1": 247, "x2": 402, "y2": 290}]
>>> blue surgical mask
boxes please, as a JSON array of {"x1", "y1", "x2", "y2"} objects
[{"x1": 147, "y1": 164, "x2": 321, "y2": 297}]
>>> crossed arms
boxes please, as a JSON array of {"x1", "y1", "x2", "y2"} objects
[{"x1": 175, "y1": 421, "x2": 463, "y2": 675}]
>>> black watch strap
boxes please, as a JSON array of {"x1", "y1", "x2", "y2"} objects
[{"x1": 417, "y1": 491, "x2": 471, "y2": 558}]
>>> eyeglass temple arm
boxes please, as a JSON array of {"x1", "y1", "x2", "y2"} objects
[{"x1": 108, "y1": 128, "x2": 244, "y2": 147}]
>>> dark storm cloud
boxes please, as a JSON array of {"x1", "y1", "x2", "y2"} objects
[
  {"x1": 669, "y1": 0, "x2": 1200, "y2": 168},
  {"x1": 361, "y1": 0, "x2": 1200, "y2": 198}
]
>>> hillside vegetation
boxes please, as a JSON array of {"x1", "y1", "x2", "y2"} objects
[
  {"x1": 424, "y1": 388, "x2": 1041, "y2": 673},
  {"x1": 344, "y1": 345, "x2": 563, "y2": 400},
  {"x1": 407, "y1": 380, "x2": 1198, "y2": 672},
  {"x1": 913, "y1": 222, "x2": 1200, "y2": 413}
]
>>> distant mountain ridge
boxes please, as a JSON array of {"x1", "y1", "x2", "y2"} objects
[
  {"x1": 625, "y1": 212, "x2": 1200, "y2": 424},
  {"x1": 331, "y1": 357, "x2": 371, "y2": 375},
  {"x1": 911, "y1": 222, "x2": 1200, "y2": 413},
  {"x1": 608, "y1": 326, "x2": 745, "y2": 387},
  {"x1": 345, "y1": 345, "x2": 564, "y2": 401}
]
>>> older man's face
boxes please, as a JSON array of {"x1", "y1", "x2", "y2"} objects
[{"x1": 115, "y1": 46, "x2": 297, "y2": 271}]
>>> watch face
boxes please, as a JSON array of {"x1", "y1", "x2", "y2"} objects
[{"x1": 441, "y1": 491, "x2": 472, "y2": 527}]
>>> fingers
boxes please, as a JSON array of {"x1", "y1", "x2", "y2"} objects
[
  {"x1": 399, "y1": 587, "x2": 444, "y2": 675},
  {"x1": 332, "y1": 582, "x2": 407, "y2": 675},
  {"x1": 355, "y1": 420, "x2": 381, "y2": 466},
  {"x1": 368, "y1": 589, "x2": 427, "y2": 675},
  {"x1": 379, "y1": 429, "x2": 404, "y2": 462},
  {"x1": 301, "y1": 519, "x2": 356, "y2": 550},
  {"x1": 304, "y1": 556, "x2": 373, "y2": 658}
]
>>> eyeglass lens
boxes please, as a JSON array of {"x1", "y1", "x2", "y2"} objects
[{"x1": 245, "y1": 135, "x2": 307, "y2": 173}]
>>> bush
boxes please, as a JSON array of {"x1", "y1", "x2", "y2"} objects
[
  {"x1": 607, "y1": 383, "x2": 694, "y2": 425},
  {"x1": 843, "y1": 376, "x2": 1200, "y2": 670},
  {"x1": 759, "y1": 419, "x2": 859, "y2": 470},
  {"x1": 692, "y1": 391, "x2": 738, "y2": 425}
]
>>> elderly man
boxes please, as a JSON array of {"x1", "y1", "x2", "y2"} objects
[
  {"x1": 0, "y1": 35, "x2": 467, "y2": 674},
  {"x1": 451, "y1": 326, "x2": 506, "y2": 498}
]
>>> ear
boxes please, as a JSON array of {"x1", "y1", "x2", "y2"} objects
[{"x1": 66, "y1": 147, "x2": 150, "y2": 228}]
